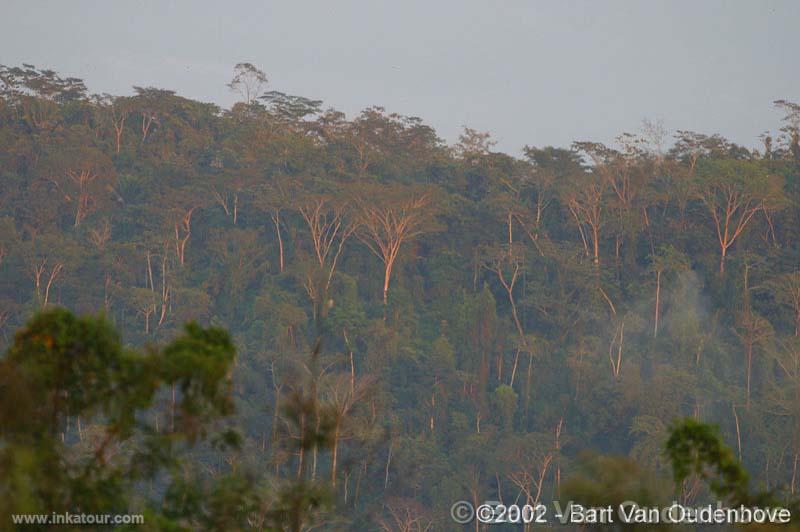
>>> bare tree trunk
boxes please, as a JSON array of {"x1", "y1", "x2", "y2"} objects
[
  {"x1": 555, "y1": 417, "x2": 563, "y2": 498},
  {"x1": 654, "y1": 270, "x2": 661, "y2": 337},
  {"x1": 733, "y1": 403, "x2": 742, "y2": 462},
  {"x1": 296, "y1": 416, "x2": 306, "y2": 480},
  {"x1": 32, "y1": 261, "x2": 44, "y2": 303},
  {"x1": 43, "y1": 263, "x2": 63, "y2": 307},
  {"x1": 383, "y1": 262, "x2": 392, "y2": 309},
  {"x1": 509, "y1": 348, "x2": 520, "y2": 387},
  {"x1": 533, "y1": 455, "x2": 553, "y2": 506},
  {"x1": 271, "y1": 212, "x2": 285, "y2": 273},
  {"x1": 270, "y1": 366, "x2": 283, "y2": 475},
  {"x1": 763, "y1": 207, "x2": 778, "y2": 245},
  {"x1": 354, "y1": 460, "x2": 366, "y2": 505},
  {"x1": 568, "y1": 205, "x2": 590, "y2": 258},
  {"x1": 384, "y1": 438, "x2": 393, "y2": 490},
  {"x1": 311, "y1": 415, "x2": 319, "y2": 481},
  {"x1": 746, "y1": 341, "x2": 753, "y2": 408},
  {"x1": 104, "y1": 274, "x2": 111, "y2": 313},
  {"x1": 146, "y1": 251, "x2": 155, "y2": 292},
  {"x1": 170, "y1": 384, "x2": 176, "y2": 433},
  {"x1": 112, "y1": 111, "x2": 126, "y2": 154},
  {"x1": 158, "y1": 254, "x2": 169, "y2": 328},
  {"x1": 496, "y1": 472, "x2": 504, "y2": 505},
  {"x1": 331, "y1": 422, "x2": 340, "y2": 487},
  {"x1": 608, "y1": 321, "x2": 624, "y2": 378}
]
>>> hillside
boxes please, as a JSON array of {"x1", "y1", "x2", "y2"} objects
[{"x1": 1, "y1": 63, "x2": 799, "y2": 529}]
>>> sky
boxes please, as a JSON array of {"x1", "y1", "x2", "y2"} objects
[{"x1": 1, "y1": 0, "x2": 798, "y2": 154}]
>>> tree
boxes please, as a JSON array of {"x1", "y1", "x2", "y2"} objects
[
  {"x1": 42, "y1": 147, "x2": 115, "y2": 227},
  {"x1": 227, "y1": 63, "x2": 268, "y2": 105},
  {"x1": 695, "y1": 160, "x2": 784, "y2": 273},
  {"x1": 504, "y1": 433, "x2": 554, "y2": 516},
  {"x1": 207, "y1": 228, "x2": 268, "y2": 321},
  {"x1": 770, "y1": 272, "x2": 800, "y2": 337},
  {"x1": 254, "y1": 177, "x2": 295, "y2": 274},
  {"x1": 0, "y1": 63, "x2": 87, "y2": 129},
  {"x1": 377, "y1": 497, "x2": 433, "y2": 532},
  {"x1": 260, "y1": 90, "x2": 323, "y2": 124},
  {"x1": 0, "y1": 308, "x2": 241, "y2": 525},
  {"x1": 168, "y1": 186, "x2": 208, "y2": 267},
  {"x1": 774, "y1": 100, "x2": 800, "y2": 160},
  {"x1": 356, "y1": 185, "x2": 437, "y2": 308},
  {"x1": 560, "y1": 164, "x2": 606, "y2": 265},
  {"x1": 734, "y1": 256, "x2": 774, "y2": 407},
  {"x1": 456, "y1": 126, "x2": 496, "y2": 161},
  {"x1": 767, "y1": 338, "x2": 800, "y2": 495},
  {"x1": 575, "y1": 137, "x2": 654, "y2": 268},
  {"x1": 666, "y1": 418, "x2": 751, "y2": 504},
  {"x1": 561, "y1": 454, "x2": 669, "y2": 517},
  {"x1": 522, "y1": 146, "x2": 580, "y2": 244},
  {"x1": 296, "y1": 190, "x2": 357, "y2": 322},
  {"x1": 649, "y1": 245, "x2": 690, "y2": 338},
  {"x1": 492, "y1": 384, "x2": 517, "y2": 431},
  {"x1": 2, "y1": 62, "x2": 800, "y2": 529},
  {"x1": 321, "y1": 372, "x2": 373, "y2": 488},
  {"x1": 130, "y1": 87, "x2": 172, "y2": 143},
  {"x1": 482, "y1": 243, "x2": 530, "y2": 384},
  {"x1": 97, "y1": 94, "x2": 132, "y2": 154}
]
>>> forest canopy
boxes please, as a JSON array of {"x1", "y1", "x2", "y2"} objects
[{"x1": 0, "y1": 63, "x2": 799, "y2": 529}]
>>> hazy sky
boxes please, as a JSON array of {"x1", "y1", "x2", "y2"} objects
[{"x1": 2, "y1": 1, "x2": 798, "y2": 154}]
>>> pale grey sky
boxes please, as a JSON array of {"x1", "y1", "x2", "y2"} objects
[{"x1": 1, "y1": 0, "x2": 798, "y2": 154}]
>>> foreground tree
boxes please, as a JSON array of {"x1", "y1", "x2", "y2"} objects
[
  {"x1": 0, "y1": 308, "x2": 244, "y2": 526},
  {"x1": 0, "y1": 309, "x2": 333, "y2": 530}
]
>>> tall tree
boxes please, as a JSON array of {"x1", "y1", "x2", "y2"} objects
[
  {"x1": 296, "y1": 189, "x2": 357, "y2": 322},
  {"x1": 695, "y1": 160, "x2": 784, "y2": 273},
  {"x1": 227, "y1": 63, "x2": 268, "y2": 105},
  {"x1": 42, "y1": 147, "x2": 115, "y2": 227},
  {"x1": 560, "y1": 164, "x2": 606, "y2": 265},
  {"x1": 356, "y1": 185, "x2": 437, "y2": 308}
]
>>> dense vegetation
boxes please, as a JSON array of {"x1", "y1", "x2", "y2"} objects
[{"x1": 1, "y1": 63, "x2": 799, "y2": 529}]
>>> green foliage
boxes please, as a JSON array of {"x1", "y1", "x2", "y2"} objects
[
  {"x1": 666, "y1": 418, "x2": 750, "y2": 503},
  {"x1": 492, "y1": 384, "x2": 517, "y2": 431},
  {"x1": 1, "y1": 64, "x2": 800, "y2": 529},
  {"x1": 562, "y1": 453, "x2": 669, "y2": 511},
  {"x1": 0, "y1": 309, "x2": 233, "y2": 521}
]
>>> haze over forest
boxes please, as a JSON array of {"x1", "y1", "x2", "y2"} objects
[
  {"x1": 1, "y1": 3, "x2": 800, "y2": 528},
  {"x1": 0, "y1": 58, "x2": 799, "y2": 529}
]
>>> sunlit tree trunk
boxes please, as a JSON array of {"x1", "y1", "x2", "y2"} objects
[
  {"x1": 700, "y1": 184, "x2": 763, "y2": 274},
  {"x1": 654, "y1": 269, "x2": 661, "y2": 337},
  {"x1": 270, "y1": 211, "x2": 285, "y2": 273},
  {"x1": 173, "y1": 206, "x2": 196, "y2": 266},
  {"x1": 357, "y1": 191, "x2": 433, "y2": 311}
]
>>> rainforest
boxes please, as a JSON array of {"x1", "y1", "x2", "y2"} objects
[{"x1": 0, "y1": 62, "x2": 799, "y2": 530}]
